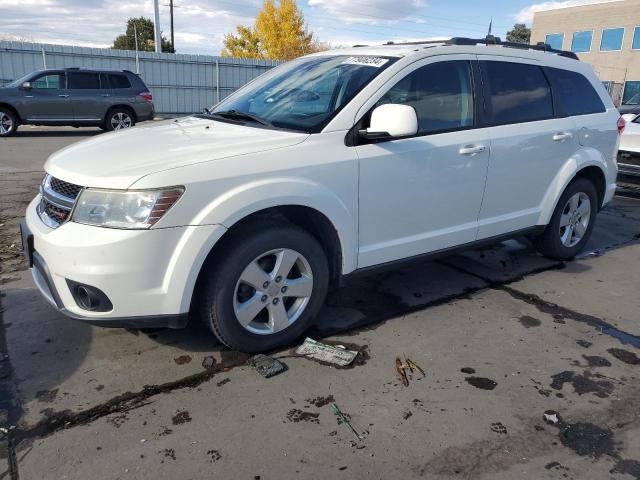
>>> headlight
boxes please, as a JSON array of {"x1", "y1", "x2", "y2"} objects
[{"x1": 72, "y1": 187, "x2": 184, "y2": 229}]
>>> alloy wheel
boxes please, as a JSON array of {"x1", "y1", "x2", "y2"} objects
[
  {"x1": 233, "y1": 248, "x2": 314, "y2": 335},
  {"x1": 559, "y1": 192, "x2": 591, "y2": 247},
  {"x1": 110, "y1": 112, "x2": 132, "y2": 130},
  {"x1": 0, "y1": 112, "x2": 13, "y2": 135}
]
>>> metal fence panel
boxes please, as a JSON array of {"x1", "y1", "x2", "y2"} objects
[{"x1": 0, "y1": 41, "x2": 281, "y2": 114}]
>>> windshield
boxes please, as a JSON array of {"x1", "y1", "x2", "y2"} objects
[
  {"x1": 5, "y1": 72, "x2": 34, "y2": 88},
  {"x1": 625, "y1": 93, "x2": 640, "y2": 105},
  {"x1": 211, "y1": 55, "x2": 396, "y2": 133}
]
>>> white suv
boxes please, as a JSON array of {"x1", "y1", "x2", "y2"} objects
[{"x1": 22, "y1": 38, "x2": 621, "y2": 352}]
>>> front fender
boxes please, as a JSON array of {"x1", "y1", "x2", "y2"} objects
[
  {"x1": 537, "y1": 147, "x2": 611, "y2": 225},
  {"x1": 192, "y1": 177, "x2": 358, "y2": 273}
]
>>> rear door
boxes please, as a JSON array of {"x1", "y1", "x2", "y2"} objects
[
  {"x1": 67, "y1": 71, "x2": 105, "y2": 122},
  {"x1": 476, "y1": 58, "x2": 578, "y2": 238},
  {"x1": 19, "y1": 72, "x2": 73, "y2": 121}
]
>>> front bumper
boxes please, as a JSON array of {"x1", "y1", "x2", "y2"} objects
[{"x1": 23, "y1": 196, "x2": 226, "y2": 328}]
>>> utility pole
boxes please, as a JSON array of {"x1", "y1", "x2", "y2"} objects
[
  {"x1": 133, "y1": 22, "x2": 140, "y2": 74},
  {"x1": 170, "y1": 0, "x2": 175, "y2": 52},
  {"x1": 153, "y1": 0, "x2": 162, "y2": 53}
]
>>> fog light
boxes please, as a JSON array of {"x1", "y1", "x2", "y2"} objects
[{"x1": 66, "y1": 280, "x2": 113, "y2": 312}]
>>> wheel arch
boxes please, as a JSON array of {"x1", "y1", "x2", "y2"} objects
[
  {"x1": 537, "y1": 151, "x2": 609, "y2": 226},
  {"x1": 0, "y1": 102, "x2": 21, "y2": 123},
  {"x1": 105, "y1": 104, "x2": 137, "y2": 123}
]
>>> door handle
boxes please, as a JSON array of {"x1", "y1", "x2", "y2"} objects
[
  {"x1": 58, "y1": 94, "x2": 70, "y2": 98},
  {"x1": 459, "y1": 145, "x2": 486, "y2": 156},
  {"x1": 553, "y1": 132, "x2": 573, "y2": 142}
]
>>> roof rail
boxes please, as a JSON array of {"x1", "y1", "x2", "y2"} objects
[{"x1": 383, "y1": 35, "x2": 579, "y2": 60}]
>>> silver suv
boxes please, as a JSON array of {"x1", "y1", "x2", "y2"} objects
[{"x1": 0, "y1": 68, "x2": 154, "y2": 136}]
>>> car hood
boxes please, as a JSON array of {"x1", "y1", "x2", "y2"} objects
[
  {"x1": 45, "y1": 116, "x2": 309, "y2": 189},
  {"x1": 620, "y1": 120, "x2": 640, "y2": 152}
]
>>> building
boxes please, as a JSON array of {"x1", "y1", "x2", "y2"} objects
[{"x1": 531, "y1": 0, "x2": 640, "y2": 105}]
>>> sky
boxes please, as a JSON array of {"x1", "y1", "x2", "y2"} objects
[{"x1": 0, "y1": 0, "x2": 623, "y2": 56}]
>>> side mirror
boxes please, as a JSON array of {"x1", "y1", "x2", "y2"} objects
[
  {"x1": 21, "y1": 81, "x2": 32, "y2": 90},
  {"x1": 359, "y1": 104, "x2": 418, "y2": 140}
]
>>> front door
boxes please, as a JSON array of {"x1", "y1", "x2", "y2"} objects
[
  {"x1": 20, "y1": 72, "x2": 73, "y2": 121},
  {"x1": 355, "y1": 56, "x2": 490, "y2": 268}
]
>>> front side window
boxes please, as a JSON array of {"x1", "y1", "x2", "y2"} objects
[
  {"x1": 600, "y1": 27, "x2": 624, "y2": 51},
  {"x1": 545, "y1": 33, "x2": 564, "y2": 50},
  {"x1": 633, "y1": 26, "x2": 640, "y2": 50},
  {"x1": 31, "y1": 73, "x2": 63, "y2": 89},
  {"x1": 482, "y1": 61, "x2": 553, "y2": 125},
  {"x1": 212, "y1": 55, "x2": 396, "y2": 133},
  {"x1": 375, "y1": 60, "x2": 474, "y2": 135},
  {"x1": 624, "y1": 82, "x2": 640, "y2": 104},
  {"x1": 546, "y1": 67, "x2": 605, "y2": 115},
  {"x1": 571, "y1": 31, "x2": 593, "y2": 53},
  {"x1": 68, "y1": 72, "x2": 100, "y2": 89}
]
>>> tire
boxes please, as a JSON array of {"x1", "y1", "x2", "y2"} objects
[
  {"x1": 198, "y1": 221, "x2": 329, "y2": 352},
  {"x1": 0, "y1": 107, "x2": 18, "y2": 137},
  {"x1": 103, "y1": 107, "x2": 135, "y2": 132},
  {"x1": 534, "y1": 177, "x2": 598, "y2": 260}
]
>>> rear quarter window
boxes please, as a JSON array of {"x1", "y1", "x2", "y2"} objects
[
  {"x1": 481, "y1": 61, "x2": 553, "y2": 126},
  {"x1": 544, "y1": 67, "x2": 605, "y2": 116},
  {"x1": 108, "y1": 74, "x2": 132, "y2": 89}
]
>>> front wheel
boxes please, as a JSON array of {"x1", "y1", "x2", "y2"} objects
[
  {"x1": 198, "y1": 221, "x2": 329, "y2": 352},
  {"x1": 534, "y1": 177, "x2": 598, "y2": 260},
  {"x1": 0, "y1": 108, "x2": 18, "y2": 137}
]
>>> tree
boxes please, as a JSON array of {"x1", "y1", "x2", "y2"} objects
[
  {"x1": 221, "y1": 0, "x2": 326, "y2": 60},
  {"x1": 113, "y1": 17, "x2": 174, "y2": 53},
  {"x1": 506, "y1": 23, "x2": 531, "y2": 44}
]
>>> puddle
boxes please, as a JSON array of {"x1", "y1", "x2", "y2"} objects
[
  {"x1": 465, "y1": 377, "x2": 497, "y2": 390},
  {"x1": 550, "y1": 371, "x2": 614, "y2": 398},
  {"x1": 608, "y1": 348, "x2": 640, "y2": 365},
  {"x1": 519, "y1": 315, "x2": 541, "y2": 328},
  {"x1": 581, "y1": 355, "x2": 612, "y2": 368}
]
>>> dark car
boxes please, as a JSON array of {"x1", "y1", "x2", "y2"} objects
[
  {"x1": 619, "y1": 92, "x2": 640, "y2": 118},
  {"x1": 0, "y1": 68, "x2": 154, "y2": 137}
]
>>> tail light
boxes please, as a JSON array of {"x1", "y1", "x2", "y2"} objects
[
  {"x1": 140, "y1": 91, "x2": 153, "y2": 102},
  {"x1": 617, "y1": 116, "x2": 626, "y2": 135}
]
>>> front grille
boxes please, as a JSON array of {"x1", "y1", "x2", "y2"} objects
[
  {"x1": 37, "y1": 175, "x2": 84, "y2": 228},
  {"x1": 42, "y1": 198, "x2": 71, "y2": 223},
  {"x1": 50, "y1": 177, "x2": 83, "y2": 199}
]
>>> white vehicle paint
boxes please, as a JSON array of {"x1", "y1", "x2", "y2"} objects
[{"x1": 22, "y1": 40, "x2": 621, "y2": 352}]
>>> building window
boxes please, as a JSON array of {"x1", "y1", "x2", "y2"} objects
[
  {"x1": 633, "y1": 26, "x2": 640, "y2": 49},
  {"x1": 600, "y1": 27, "x2": 624, "y2": 51},
  {"x1": 571, "y1": 30, "x2": 593, "y2": 53},
  {"x1": 623, "y1": 81, "x2": 640, "y2": 104},
  {"x1": 545, "y1": 33, "x2": 564, "y2": 50}
]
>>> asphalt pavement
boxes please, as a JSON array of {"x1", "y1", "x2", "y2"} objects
[{"x1": 1, "y1": 126, "x2": 639, "y2": 480}]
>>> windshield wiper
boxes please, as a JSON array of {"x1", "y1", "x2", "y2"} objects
[{"x1": 210, "y1": 109, "x2": 274, "y2": 127}]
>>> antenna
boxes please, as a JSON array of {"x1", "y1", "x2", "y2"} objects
[{"x1": 488, "y1": 17, "x2": 493, "y2": 36}]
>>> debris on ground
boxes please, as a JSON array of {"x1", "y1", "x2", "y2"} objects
[
  {"x1": 247, "y1": 354, "x2": 287, "y2": 378},
  {"x1": 331, "y1": 402, "x2": 363, "y2": 441},
  {"x1": 395, "y1": 356, "x2": 426, "y2": 387},
  {"x1": 202, "y1": 356, "x2": 216, "y2": 369},
  {"x1": 543, "y1": 410, "x2": 560, "y2": 425},
  {"x1": 295, "y1": 338, "x2": 359, "y2": 367}
]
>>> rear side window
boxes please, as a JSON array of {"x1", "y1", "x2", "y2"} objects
[
  {"x1": 379, "y1": 60, "x2": 474, "y2": 134},
  {"x1": 482, "y1": 61, "x2": 553, "y2": 125},
  {"x1": 545, "y1": 67, "x2": 605, "y2": 116},
  {"x1": 68, "y1": 72, "x2": 100, "y2": 89},
  {"x1": 108, "y1": 74, "x2": 131, "y2": 89}
]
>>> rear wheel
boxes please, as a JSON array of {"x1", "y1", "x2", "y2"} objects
[
  {"x1": 104, "y1": 108, "x2": 135, "y2": 131},
  {"x1": 0, "y1": 108, "x2": 18, "y2": 137},
  {"x1": 198, "y1": 221, "x2": 329, "y2": 352},
  {"x1": 534, "y1": 178, "x2": 598, "y2": 260}
]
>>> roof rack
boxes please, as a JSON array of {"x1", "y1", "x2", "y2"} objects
[{"x1": 382, "y1": 35, "x2": 579, "y2": 60}]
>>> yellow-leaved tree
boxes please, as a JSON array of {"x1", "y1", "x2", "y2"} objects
[{"x1": 221, "y1": 0, "x2": 327, "y2": 60}]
